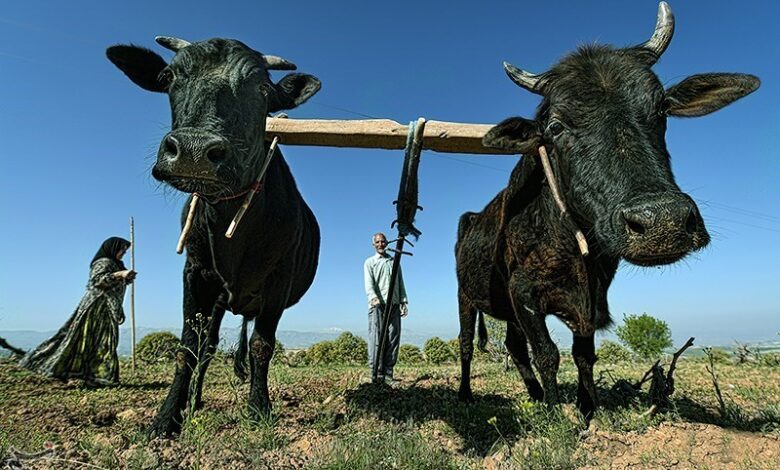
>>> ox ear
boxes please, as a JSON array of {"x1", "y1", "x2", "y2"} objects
[
  {"x1": 482, "y1": 117, "x2": 542, "y2": 154},
  {"x1": 665, "y1": 73, "x2": 760, "y2": 117},
  {"x1": 268, "y1": 73, "x2": 321, "y2": 113},
  {"x1": 106, "y1": 45, "x2": 169, "y2": 93}
]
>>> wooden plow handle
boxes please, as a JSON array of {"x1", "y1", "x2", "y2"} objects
[{"x1": 372, "y1": 118, "x2": 427, "y2": 383}]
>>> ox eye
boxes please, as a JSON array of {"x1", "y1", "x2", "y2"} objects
[{"x1": 547, "y1": 120, "x2": 565, "y2": 137}]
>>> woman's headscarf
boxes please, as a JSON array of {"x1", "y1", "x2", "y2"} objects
[{"x1": 91, "y1": 237, "x2": 131, "y2": 270}]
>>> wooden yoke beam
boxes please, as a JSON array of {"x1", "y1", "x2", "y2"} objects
[{"x1": 265, "y1": 118, "x2": 515, "y2": 155}]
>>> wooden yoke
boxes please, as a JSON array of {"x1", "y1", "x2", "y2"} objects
[{"x1": 265, "y1": 118, "x2": 516, "y2": 155}]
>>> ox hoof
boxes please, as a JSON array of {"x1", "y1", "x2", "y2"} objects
[
  {"x1": 458, "y1": 389, "x2": 475, "y2": 404},
  {"x1": 526, "y1": 381, "x2": 545, "y2": 402},
  {"x1": 147, "y1": 417, "x2": 182, "y2": 438}
]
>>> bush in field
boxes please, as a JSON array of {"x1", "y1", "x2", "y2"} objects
[
  {"x1": 287, "y1": 349, "x2": 309, "y2": 367},
  {"x1": 136, "y1": 331, "x2": 180, "y2": 364},
  {"x1": 615, "y1": 313, "x2": 672, "y2": 360},
  {"x1": 757, "y1": 351, "x2": 780, "y2": 367},
  {"x1": 706, "y1": 347, "x2": 731, "y2": 364},
  {"x1": 424, "y1": 337, "x2": 456, "y2": 365},
  {"x1": 596, "y1": 340, "x2": 633, "y2": 363},
  {"x1": 271, "y1": 339, "x2": 286, "y2": 364},
  {"x1": 480, "y1": 315, "x2": 508, "y2": 363},
  {"x1": 307, "y1": 340, "x2": 337, "y2": 365},
  {"x1": 399, "y1": 344, "x2": 424, "y2": 364},
  {"x1": 332, "y1": 332, "x2": 368, "y2": 364},
  {"x1": 446, "y1": 338, "x2": 460, "y2": 359}
]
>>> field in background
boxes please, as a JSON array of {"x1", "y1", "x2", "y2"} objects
[{"x1": 1, "y1": 354, "x2": 779, "y2": 469}]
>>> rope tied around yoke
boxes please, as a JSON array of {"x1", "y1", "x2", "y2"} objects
[{"x1": 392, "y1": 119, "x2": 426, "y2": 240}]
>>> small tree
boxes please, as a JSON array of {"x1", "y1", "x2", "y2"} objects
[
  {"x1": 446, "y1": 338, "x2": 460, "y2": 359},
  {"x1": 286, "y1": 349, "x2": 309, "y2": 367},
  {"x1": 399, "y1": 344, "x2": 424, "y2": 364},
  {"x1": 424, "y1": 337, "x2": 456, "y2": 365},
  {"x1": 481, "y1": 315, "x2": 508, "y2": 363},
  {"x1": 307, "y1": 340, "x2": 337, "y2": 365},
  {"x1": 271, "y1": 339, "x2": 286, "y2": 364},
  {"x1": 615, "y1": 313, "x2": 672, "y2": 360},
  {"x1": 332, "y1": 332, "x2": 368, "y2": 364},
  {"x1": 136, "y1": 331, "x2": 181, "y2": 364},
  {"x1": 596, "y1": 339, "x2": 632, "y2": 363}
]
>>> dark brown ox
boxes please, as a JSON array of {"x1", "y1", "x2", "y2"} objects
[
  {"x1": 107, "y1": 37, "x2": 321, "y2": 436},
  {"x1": 456, "y1": 2, "x2": 759, "y2": 419}
]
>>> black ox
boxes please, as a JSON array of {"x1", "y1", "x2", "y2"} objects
[
  {"x1": 107, "y1": 37, "x2": 321, "y2": 436},
  {"x1": 456, "y1": 2, "x2": 759, "y2": 419}
]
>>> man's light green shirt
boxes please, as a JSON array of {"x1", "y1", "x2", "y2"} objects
[{"x1": 364, "y1": 253, "x2": 407, "y2": 308}]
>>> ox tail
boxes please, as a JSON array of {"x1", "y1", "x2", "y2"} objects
[
  {"x1": 233, "y1": 318, "x2": 249, "y2": 382},
  {"x1": 0, "y1": 337, "x2": 26, "y2": 357},
  {"x1": 477, "y1": 311, "x2": 489, "y2": 353}
]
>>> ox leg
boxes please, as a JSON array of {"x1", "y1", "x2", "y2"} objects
[
  {"x1": 191, "y1": 302, "x2": 226, "y2": 410},
  {"x1": 247, "y1": 312, "x2": 282, "y2": 418},
  {"x1": 508, "y1": 277, "x2": 561, "y2": 405},
  {"x1": 148, "y1": 267, "x2": 221, "y2": 437},
  {"x1": 524, "y1": 317, "x2": 560, "y2": 405},
  {"x1": 505, "y1": 321, "x2": 544, "y2": 402},
  {"x1": 457, "y1": 290, "x2": 477, "y2": 403},
  {"x1": 572, "y1": 335, "x2": 598, "y2": 420}
]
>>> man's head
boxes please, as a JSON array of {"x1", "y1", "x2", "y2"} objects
[{"x1": 372, "y1": 233, "x2": 388, "y2": 255}]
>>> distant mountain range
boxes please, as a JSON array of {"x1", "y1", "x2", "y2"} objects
[{"x1": 0, "y1": 326, "x2": 456, "y2": 357}]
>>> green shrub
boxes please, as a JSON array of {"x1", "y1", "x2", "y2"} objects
[
  {"x1": 707, "y1": 347, "x2": 731, "y2": 364},
  {"x1": 136, "y1": 331, "x2": 181, "y2": 364},
  {"x1": 271, "y1": 340, "x2": 286, "y2": 364},
  {"x1": 596, "y1": 340, "x2": 632, "y2": 363},
  {"x1": 307, "y1": 340, "x2": 337, "y2": 365},
  {"x1": 757, "y1": 351, "x2": 780, "y2": 367},
  {"x1": 286, "y1": 349, "x2": 309, "y2": 367},
  {"x1": 399, "y1": 344, "x2": 424, "y2": 364},
  {"x1": 615, "y1": 313, "x2": 672, "y2": 360},
  {"x1": 480, "y1": 315, "x2": 508, "y2": 363},
  {"x1": 446, "y1": 338, "x2": 460, "y2": 359},
  {"x1": 424, "y1": 337, "x2": 456, "y2": 365},
  {"x1": 332, "y1": 332, "x2": 368, "y2": 364}
]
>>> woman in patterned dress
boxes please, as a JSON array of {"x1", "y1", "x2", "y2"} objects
[{"x1": 20, "y1": 237, "x2": 136, "y2": 386}]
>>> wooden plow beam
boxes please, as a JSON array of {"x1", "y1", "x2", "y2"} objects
[{"x1": 265, "y1": 117, "x2": 516, "y2": 155}]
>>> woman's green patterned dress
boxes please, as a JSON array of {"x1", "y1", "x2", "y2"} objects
[{"x1": 20, "y1": 257, "x2": 127, "y2": 385}]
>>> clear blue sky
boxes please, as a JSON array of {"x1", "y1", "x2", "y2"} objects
[{"x1": 1, "y1": 1, "x2": 778, "y2": 346}]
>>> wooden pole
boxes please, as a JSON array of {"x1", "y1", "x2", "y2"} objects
[
  {"x1": 265, "y1": 118, "x2": 515, "y2": 155},
  {"x1": 176, "y1": 195, "x2": 199, "y2": 254},
  {"x1": 130, "y1": 216, "x2": 136, "y2": 371}
]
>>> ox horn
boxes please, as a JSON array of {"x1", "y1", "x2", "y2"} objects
[
  {"x1": 640, "y1": 2, "x2": 675, "y2": 62},
  {"x1": 263, "y1": 55, "x2": 297, "y2": 71},
  {"x1": 155, "y1": 36, "x2": 192, "y2": 52},
  {"x1": 503, "y1": 61, "x2": 545, "y2": 95}
]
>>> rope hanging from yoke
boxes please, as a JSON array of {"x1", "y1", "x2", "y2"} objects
[{"x1": 372, "y1": 118, "x2": 426, "y2": 382}]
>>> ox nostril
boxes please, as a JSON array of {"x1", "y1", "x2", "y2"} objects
[
  {"x1": 163, "y1": 135, "x2": 179, "y2": 158},
  {"x1": 622, "y1": 211, "x2": 647, "y2": 236},
  {"x1": 205, "y1": 144, "x2": 227, "y2": 164},
  {"x1": 626, "y1": 219, "x2": 646, "y2": 236},
  {"x1": 685, "y1": 210, "x2": 698, "y2": 234}
]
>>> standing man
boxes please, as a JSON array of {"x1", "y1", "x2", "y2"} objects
[{"x1": 364, "y1": 232, "x2": 408, "y2": 385}]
